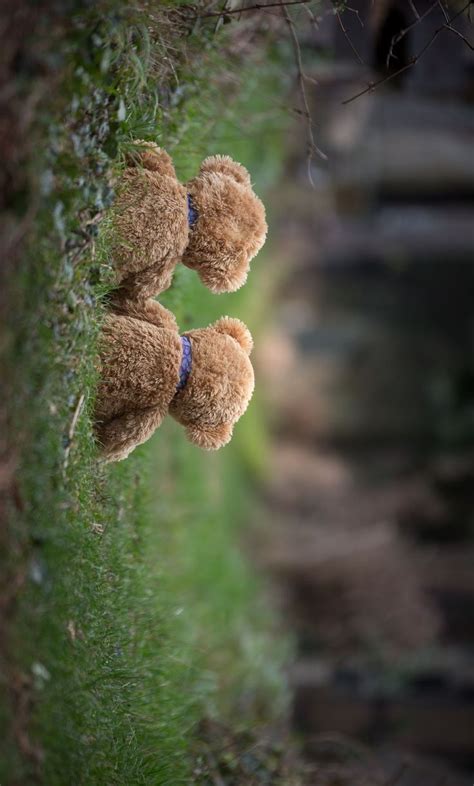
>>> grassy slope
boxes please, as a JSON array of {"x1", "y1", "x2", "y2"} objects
[{"x1": 3, "y1": 4, "x2": 294, "y2": 785}]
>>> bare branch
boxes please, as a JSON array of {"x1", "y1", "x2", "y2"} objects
[
  {"x1": 333, "y1": 1, "x2": 364, "y2": 25},
  {"x1": 343, "y1": 0, "x2": 474, "y2": 105},
  {"x1": 336, "y1": 8, "x2": 365, "y2": 64},
  {"x1": 62, "y1": 393, "x2": 85, "y2": 472},
  {"x1": 409, "y1": 0, "x2": 421, "y2": 20},
  {"x1": 281, "y1": 3, "x2": 327, "y2": 186},
  {"x1": 301, "y1": 1, "x2": 321, "y2": 34},
  {"x1": 443, "y1": 22, "x2": 474, "y2": 49},
  {"x1": 344, "y1": 5, "x2": 364, "y2": 28},
  {"x1": 386, "y1": 0, "x2": 438, "y2": 69},
  {"x1": 343, "y1": 55, "x2": 424, "y2": 106},
  {"x1": 436, "y1": 0, "x2": 450, "y2": 23}
]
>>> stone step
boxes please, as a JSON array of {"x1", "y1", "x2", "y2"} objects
[
  {"x1": 319, "y1": 206, "x2": 474, "y2": 266},
  {"x1": 292, "y1": 657, "x2": 474, "y2": 765}
]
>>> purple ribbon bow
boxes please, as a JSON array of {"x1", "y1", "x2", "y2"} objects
[
  {"x1": 177, "y1": 335, "x2": 192, "y2": 392},
  {"x1": 187, "y1": 194, "x2": 198, "y2": 228}
]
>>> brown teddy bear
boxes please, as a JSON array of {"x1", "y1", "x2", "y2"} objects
[
  {"x1": 110, "y1": 141, "x2": 267, "y2": 300},
  {"x1": 94, "y1": 299, "x2": 255, "y2": 462}
]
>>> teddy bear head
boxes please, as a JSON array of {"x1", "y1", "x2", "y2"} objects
[
  {"x1": 169, "y1": 316, "x2": 255, "y2": 449},
  {"x1": 182, "y1": 155, "x2": 267, "y2": 294}
]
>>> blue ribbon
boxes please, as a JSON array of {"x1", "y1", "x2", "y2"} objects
[
  {"x1": 177, "y1": 335, "x2": 192, "y2": 391},
  {"x1": 187, "y1": 194, "x2": 198, "y2": 228}
]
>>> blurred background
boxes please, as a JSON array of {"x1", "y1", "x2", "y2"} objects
[{"x1": 255, "y1": 2, "x2": 474, "y2": 783}]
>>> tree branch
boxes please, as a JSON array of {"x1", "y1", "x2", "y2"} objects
[
  {"x1": 443, "y1": 22, "x2": 474, "y2": 49},
  {"x1": 282, "y1": 4, "x2": 327, "y2": 187},
  {"x1": 386, "y1": 0, "x2": 438, "y2": 69},
  {"x1": 409, "y1": 0, "x2": 421, "y2": 20},
  {"x1": 343, "y1": 0, "x2": 473, "y2": 105},
  {"x1": 336, "y1": 8, "x2": 365, "y2": 64}
]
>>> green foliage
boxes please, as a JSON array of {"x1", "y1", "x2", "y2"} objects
[{"x1": 3, "y1": 2, "x2": 293, "y2": 785}]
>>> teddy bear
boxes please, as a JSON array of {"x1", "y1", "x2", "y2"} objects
[
  {"x1": 110, "y1": 141, "x2": 267, "y2": 301},
  {"x1": 94, "y1": 298, "x2": 255, "y2": 462}
]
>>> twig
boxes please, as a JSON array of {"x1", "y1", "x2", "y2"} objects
[
  {"x1": 282, "y1": 4, "x2": 327, "y2": 186},
  {"x1": 344, "y1": 4, "x2": 364, "y2": 28},
  {"x1": 443, "y1": 23, "x2": 474, "y2": 49},
  {"x1": 343, "y1": 0, "x2": 473, "y2": 105},
  {"x1": 386, "y1": 0, "x2": 438, "y2": 68},
  {"x1": 409, "y1": 0, "x2": 421, "y2": 19},
  {"x1": 196, "y1": 0, "x2": 312, "y2": 18},
  {"x1": 62, "y1": 393, "x2": 85, "y2": 471},
  {"x1": 332, "y1": 0, "x2": 361, "y2": 14},
  {"x1": 301, "y1": 1, "x2": 320, "y2": 34},
  {"x1": 343, "y1": 51, "x2": 422, "y2": 105},
  {"x1": 211, "y1": 0, "x2": 231, "y2": 32},
  {"x1": 437, "y1": 0, "x2": 450, "y2": 23},
  {"x1": 336, "y1": 8, "x2": 365, "y2": 64},
  {"x1": 68, "y1": 393, "x2": 85, "y2": 442}
]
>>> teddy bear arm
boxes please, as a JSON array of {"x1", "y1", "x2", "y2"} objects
[
  {"x1": 112, "y1": 163, "x2": 187, "y2": 298},
  {"x1": 109, "y1": 294, "x2": 179, "y2": 331},
  {"x1": 127, "y1": 141, "x2": 177, "y2": 179},
  {"x1": 97, "y1": 406, "x2": 165, "y2": 462},
  {"x1": 184, "y1": 422, "x2": 233, "y2": 450},
  {"x1": 196, "y1": 250, "x2": 250, "y2": 294}
]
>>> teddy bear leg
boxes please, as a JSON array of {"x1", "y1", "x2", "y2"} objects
[
  {"x1": 113, "y1": 253, "x2": 176, "y2": 301},
  {"x1": 95, "y1": 406, "x2": 164, "y2": 462},
  {"x1": 126, "y1": 141, "x2": 177, "y2": 179},
  {"x1": 109, "y1": 294, "x2": 179, "y2": 332}
]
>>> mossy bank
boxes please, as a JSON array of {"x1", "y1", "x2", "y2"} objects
[{"x1": 1, "y1": 2, "x2": 299, "y2": 784}]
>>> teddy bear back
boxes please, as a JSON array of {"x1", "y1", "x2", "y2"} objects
[
  {"x1": 96, "y1": 313, "x2": 183, "y2": 426},
  {"x1": 111, "y1": 146, "x2": 189, "y2": 299},
  {"x1": 169, "y1": 317, "x2": 255, "y2": 449},
  {"x1": 182, "y1": 155, "x2": 267, "y2": 294}
]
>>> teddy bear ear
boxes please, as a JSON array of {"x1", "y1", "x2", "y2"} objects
[
  {"x1": 185, "y1": 422, "x2": 233, "y2": 450},
  {"x1": 200, "y1": 155, "x2": 252, "y2": 187},
  {"x1": 212, "y1": 316, "x2": 253, "y2": 355}
]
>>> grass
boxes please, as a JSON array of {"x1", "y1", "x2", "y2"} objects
[{"x1": 2, "y1": 2, "x2": 296, "y2": 784}]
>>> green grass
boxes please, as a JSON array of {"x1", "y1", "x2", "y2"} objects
[{"x1": 2, "y1": 3, "x2": 295, "y2": 784}]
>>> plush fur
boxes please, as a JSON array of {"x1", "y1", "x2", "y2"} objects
[
  {"x1": 94, "y1": 302, "x2": 255, "y2": 461},
  {"x1": 111, "y1": 141, "x2": 267, "y2": 299}
]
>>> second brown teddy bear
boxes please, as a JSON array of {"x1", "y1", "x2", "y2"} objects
[
  {"x1": 110, "y1": 142, "x2": 267, "y2": 300},
  {"x1": 94, "y1": 300, "x2": 255, "y2": 462}
]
